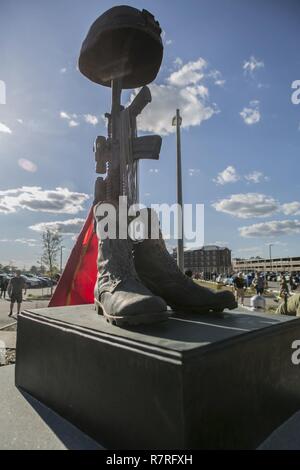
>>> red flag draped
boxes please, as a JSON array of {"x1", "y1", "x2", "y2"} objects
[{"x1": 49, "y1": 207, "x2": 98, "y2": 307}]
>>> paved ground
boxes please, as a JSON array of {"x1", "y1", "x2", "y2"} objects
[
  {"x1": 0, "y1": 288, "x2": 50, "y2": 329},
  {"x1": 0, "y1": 331, "x2": 16, "y2": 349},
  {"x1": 0, "y1": 365, "x2": 102, "y2": 450},
  {"x1": 259, "y1": 411, "x2": 300, "y2": 450}
]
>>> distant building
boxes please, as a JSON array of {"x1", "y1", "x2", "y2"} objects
[
  {"x1": 173, "y1": 245, "x2": 232, "y2": 274},
  {"x1": 233, "y1": 256, "x2": 300, "y2": 273}
]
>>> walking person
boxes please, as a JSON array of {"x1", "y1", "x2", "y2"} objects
[
  {"x1": 8, "y1": 271, "x2": 27, "y2": 318},
  {"x1": 233, "y1": 272, "x2": 246, "y2": 306},
  {"x1": 0, "y1": 276, "x2": 9, "y2": 299}
]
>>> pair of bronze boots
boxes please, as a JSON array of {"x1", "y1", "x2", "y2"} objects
[{"x1": 94, "y1": 204, "x2": 237, "y2": 326}]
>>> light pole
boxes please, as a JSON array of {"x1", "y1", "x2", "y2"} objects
[
  {"x1": 60, "y1": 245, "x2": 65, "y2": 274},
  {"x1": 269, "y1": 243, "x2": 273, "y2": 272},
  {"x1": 172, "y1": 109, "x2": 184, "y2": 272}
]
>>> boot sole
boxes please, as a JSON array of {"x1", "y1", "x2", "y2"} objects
[{"x1": 95, "y1": 299, "x2": 171, "y2": 327}]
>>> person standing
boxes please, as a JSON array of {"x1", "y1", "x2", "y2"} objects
[
  {"x1": 279, "y1": 273, "x2": 289, "y2": 314},
  {"x1": 233, "y1": 272, "x2": 246, "y2": 306},
  {"x1": 252, "y1": 272, "x2": 265, "y2": 295},
  {"x1": 0, "y1": 276, "x2": 9, "y2": 299},
  {"x1": 289, "y1": 274, "x2": 297, "y2": 292},
  {"x1": 8, "y1": 271, "x2": 27, "y2": 317}
]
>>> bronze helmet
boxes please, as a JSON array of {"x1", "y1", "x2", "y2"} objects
[{"x1": 78, "y1": 5, "x2": 163, "y2": 89}]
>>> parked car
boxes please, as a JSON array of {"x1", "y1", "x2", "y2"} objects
[
  {"x1": 37, "y1": 277, "x2": 53, "y2": 287},
  {"x1": 21, "y1": 274, "x2": 41, "y2": 288},
  {"x1": 0, "y1": 273, "x2": 12, "y2": 282}
]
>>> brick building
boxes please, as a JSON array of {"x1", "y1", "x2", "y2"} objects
[{"x1": 173, "y1": 245, "x2": 232, "y2": 275}]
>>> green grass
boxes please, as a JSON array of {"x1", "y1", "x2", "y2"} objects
[{"x1": 26, "y1": 294, "x2": 52, "y2": 301}]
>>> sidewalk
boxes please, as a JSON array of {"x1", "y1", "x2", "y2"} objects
[
  {"x1": 0, "y1": 365, "x2": 102, "y2": 450},
  {"x1": 0, "y1": 295, "x2": 49, "y2": 329}
]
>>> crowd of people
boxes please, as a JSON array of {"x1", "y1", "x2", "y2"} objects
[
  {"x1": 232, "y1": 272, "x2": 299, "y2": 307},
  {"x1": 232, "y1": 272, "x2": 267, "y2": 306},
  {"x1": 186, "y1": 269, "x2": 300, "y2": 313}
]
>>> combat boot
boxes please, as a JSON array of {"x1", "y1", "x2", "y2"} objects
[
  {"x1": 133, "y1": 209, "x2": 237, "y2": 313},
  {"x1": 94, "y1": 204, "x2": 169, "y2": 327}
]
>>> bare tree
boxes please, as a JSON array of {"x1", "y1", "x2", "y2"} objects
[
  {"x1": 30, "y1": 265, "x2": 39, "y2": 275},
  {"x1": 42, "y1": 230, "x2": 62, "y2": 287}
]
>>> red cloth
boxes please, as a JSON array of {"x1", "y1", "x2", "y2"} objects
[{"x1": 49, "y1": 207, "x2": 98, "y2": 307}]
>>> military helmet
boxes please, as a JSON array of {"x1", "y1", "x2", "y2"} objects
[{"x1": 78, "y1": 5, "x2": 163, "y2": 89}]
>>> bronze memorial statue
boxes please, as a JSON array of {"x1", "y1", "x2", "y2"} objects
[{"x1": 78, "y1": 5, "x2": 236, "y2": 326}]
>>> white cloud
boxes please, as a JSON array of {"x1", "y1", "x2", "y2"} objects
[
  {"x1": 67, "y1": 57, "x2": 218, "y2": 136},
  {"x1": 30, "y1": 218, "x2": 85, "y2": 235},
  {"x1": 69, "y1": 120, "x2": 79, "y2": 127},
  {"x1": 149, "y1": 168, "x2": 159, "y2": 174},
  {"x1": 60, "y1": 111, "x2": 79, "y2": 127},
  {"x1": 133, "y1": 82, "x2": 216, "y2": 135},
  {"x1": 84, "y1": 114, "x2": 98, "y2": 126},
  {"x1": 236, "y1": 246, "x2": 263, "y2": 253},
  {"x1": 166, "y1": 39, "x2": 173, "y2": 46},
  {"x1": 213, "y1": 167, "x2": 269, "y2": 185},
  {"x1": 0, "y1": 187, "x2": 89, "y2": 214},
  {"x1": 240, "y1": 100, "x2": 260, "y2": 125},
  {"x1": 0, "y1": 122, "x2": 12, "y2": 134},
  {"x1": 188, "y1": 168, "x2": 201, "y2": 177},
  {"x1": 281, "y1": 202, "x2": 300, "y2": 216},
  {"x1": 243, "y1": 56, "x2": 264, "y2": 76},
  {"x1": 212, "y1": 193, "x2": 279, "y2": 219},
  {"x1": 60, "y1": 111, "x2": 97, "y2": 128},
  {"x1": 60, "y1": 67, "x2": 67, "y2": 74},
  {"x1": 167, "y1": 58, "x2": 207, "y2": 87},
  {"x1": 208, "y1": 69, "x2": 226, "y2": 87},
  {"x1": 213, "y1": 166, "x2": 240, "y2": 185},
  {"x1": 239, "y1": 220, "x2": 300, "y2": 238},
  {"x1": 245, "y1": 171, "x2": 268, "y2": 184},
  {"x1": 257, "y1": 83, "x2": 269, "y2": 89},
  {"x1": 17, "y1": 119, "x2": 23, "y2": 124},
  {"x1": 173, "y1": 57, "x2": 183, "y2": 68},
  {"x1": 60, "y1": 111, "x2": 71, "y2": 120},
  {"x1": 18, "y1": 159, "x2": 37, "y2": 173},
  {"x1": 0, "y1": 238, "x2": 39, "y2": 247}
]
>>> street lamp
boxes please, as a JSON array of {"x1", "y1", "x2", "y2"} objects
[
  {"x1": 60, "y1": 245, "x2": 65, "y2": 274},
  {"x1": 172, "y1": 109, "x2": 184, "y2": 272},
  {"x1": 268, "y1": 243, "x2": 273, "y2": 272}
]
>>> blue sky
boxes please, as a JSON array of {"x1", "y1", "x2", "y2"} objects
[{"x1": 0, "y1": 0, "x2": 300, "y2": 268}]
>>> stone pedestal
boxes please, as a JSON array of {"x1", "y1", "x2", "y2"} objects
[{"x1": 15, "y1": 305, "x2": 300, "y2": 449}]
